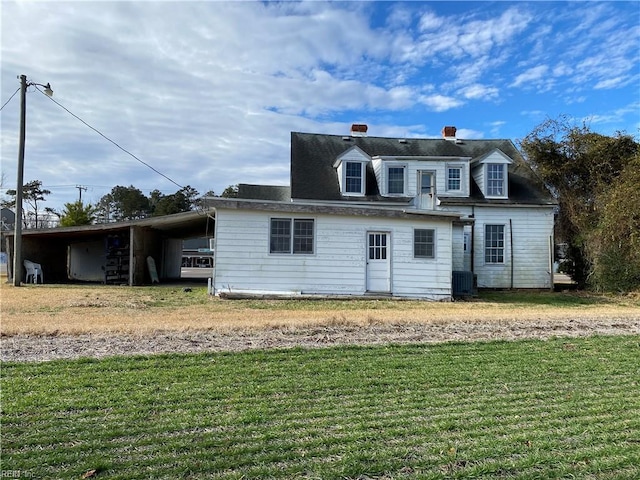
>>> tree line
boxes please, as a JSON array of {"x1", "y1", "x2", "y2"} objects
[{"x1": 1, "y1": 183, "x2": 238, "y2": 228}]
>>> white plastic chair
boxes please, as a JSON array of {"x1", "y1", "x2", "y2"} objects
[{"x1": 24, "y1": 260, "x2": 43, "y2": 284}]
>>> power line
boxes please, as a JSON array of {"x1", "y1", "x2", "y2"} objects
[
  {"x1": 34, "y1": 85, "x2": 185, "y2": 190},
  {"x1": 0, "y1": 87, "x2": 20, "y2": 111}
]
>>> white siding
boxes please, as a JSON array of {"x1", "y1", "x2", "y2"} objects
[
  {"x1": 372, "y1": 158, "x2": 470, "y2": 200},
  {"x1": 473, "y1": 207, "x2": 554, "y2": 289},
  {"x1": 471, "y1": 165, "x2": 485, "y2": 198},
  {"x1": 441, "y1": 206, "x2": 473, "y2": 272},
  {"x1": 452, "y1": 224, "x2": 465, "y2": 271},
  {"x1": 213, "y1": 208, "x2": 454, "y2": 300}
]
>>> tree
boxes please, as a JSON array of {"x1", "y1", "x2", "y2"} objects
[
  {"x1": 2, "y1": 180, "x2": 52, "y2": 228},
  {"x1": 520, "y1": 117, "x2": 639, "y2": 291},
  {"x1": 59, "y1": 201, "x2": 97, "y2": 227},
  {"x1": 588, "y1": 154, "x2": 640, "y2": 291},
  {"x1": 150, "y1": 185, "x2": 199, "y2": 216},
  {"x1": 221, "y1": 184, "x2": 239, "y2": 198},
  {"x1": 96, "y1": 185, "x2": 150, "y2": 222}
]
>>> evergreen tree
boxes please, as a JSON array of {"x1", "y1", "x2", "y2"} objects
[{"x1": 59, "y1": 201, "x2": 97, "y2": 227}]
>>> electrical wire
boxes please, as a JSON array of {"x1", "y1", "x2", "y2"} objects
[
  {"x1": 0, "y1": 87, "x2": 20, "y2": 112},
  {"x1": 35, "y1": 86, "x2": 185, "y2": 190}
]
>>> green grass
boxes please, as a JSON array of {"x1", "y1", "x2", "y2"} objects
[
  {"x1": 2, "y1": 336, "x2": 640, "y2": 479},
  {"x1": 475, "y1": 290, "x2": 623, "y2": 307}
]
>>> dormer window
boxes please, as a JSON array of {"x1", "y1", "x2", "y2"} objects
[
  {"x1": 487, "y1": 164, "x2": 505, "y2": 196},
  {"x1": 345, "y1": 161, "x2": 364, "y2": 194},
  {"x1": 447, "y1": 166, "x2": 462, "y2": 191},
  {"x1": 387, "y1": 165, "x2": 406, "y2": 195},
  {"x1": 334, "y1": 146, "x2": 370, "y2": 196},
  {"x1": 471, "y1": 149, "x2": 511, "y2": 199}
]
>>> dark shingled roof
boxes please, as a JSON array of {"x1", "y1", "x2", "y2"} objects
[
  {"x1": 237, "y1": 184, "x2": 291, "y2": 202},
  {"x1": 290, "y1": 132, "x2": 555, "y2": 205}
]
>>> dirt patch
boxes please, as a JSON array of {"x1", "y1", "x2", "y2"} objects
[{"x1": 3, "y1": 316, "x2": 639, "y2": 362}]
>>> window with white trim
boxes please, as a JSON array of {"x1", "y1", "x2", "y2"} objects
[
  {"x1": 487, "y1": 164, "x2": 505, "y2": 196},
  {"x1": 387, "y1": 166, "x2": 405, "y2": 194},
  {"x1": 414, "y1": 229, "x2": 435, "y2": 258},
  {"x1": 345, "y1": 161, "x2": 363, "y2": 194},
  {"x1": 485, "y1": 224, "x2": 504, "y2": 263},
  {"x1": 270, "y1": 218, "x2": 314, "y2": 254},
  {"x1": 447, "y1": 166, "x2": 462, "y2": 191}
]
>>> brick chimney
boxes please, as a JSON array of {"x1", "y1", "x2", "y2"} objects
[
  {"x1": 441, "y1": 126, "x2": 457, "y2": 140},
  {"x1": 350, "y1": 124, "x2": 368, "y2": 137}
]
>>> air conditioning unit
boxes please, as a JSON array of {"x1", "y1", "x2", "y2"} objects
[{"x1": 452, "y1": 271, "x2": 476, "y2": 298}]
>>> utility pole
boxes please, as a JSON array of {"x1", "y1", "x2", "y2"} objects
[
  {"x1": 76, "y1": 185, "x2": 87, "y2": 203},
  {"x1": 12, "y1": 75, "x2": 52, "y2": 286},
  {"x1": 13, "y1": 75, "x2": 27, "y2": 286}
]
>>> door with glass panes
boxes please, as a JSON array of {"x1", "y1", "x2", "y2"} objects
[
  {"x1": 418, "y1": 171, "x2": 435, "y2": 209},
  {"x1": 366, "y1": 232, "x2": 390, "y2": 292}
]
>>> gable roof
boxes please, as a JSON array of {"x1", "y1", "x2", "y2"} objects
[
  {"x1": 470, "y1": 148, "x2": 514, "y2": 165},
  {"x1": 290, "y1": 132, "x2": 555, "y2": 205}
]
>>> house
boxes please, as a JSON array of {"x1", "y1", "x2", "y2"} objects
[
  {"x1": 206, "y1": 125, "x2": 556, "y2": 300},
  {"x1": 205, "y1": 125, "x2": 557, "y2": 300}
]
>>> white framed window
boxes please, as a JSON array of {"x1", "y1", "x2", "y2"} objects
[
  {"x1": 414, "y1": 229, "x2": 435, "y2": 258},
  {"x1": 344, "y1": 161, "x2": 364, "y2": 194},
  {"x1": 447, "y1": 166, "x2": 462, "y2": 191},
  {"x1": 387, "y1": 165, "x2": 406, "y2": 195},
  {"x1": 484, "y1": 224, "x2": 504, "y2": 263},
  {"x1": 487, "y1": 164, "x2": 505, "y2": 196},
  {"x1": 270, "y1": 218, "x2": 314, "y2": 254}
]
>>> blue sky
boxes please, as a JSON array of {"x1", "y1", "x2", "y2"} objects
[{"x1": 1, "y1": 1, "x2": 639, "y2": 212}]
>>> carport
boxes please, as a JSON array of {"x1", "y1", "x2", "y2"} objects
[{"x1": 4, "y1": 209, "x2": 215, "y2": 285}]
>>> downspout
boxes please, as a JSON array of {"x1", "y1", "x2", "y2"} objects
[
  {"x1": 549, "y1": 235, "x2": 554, "y2": 291},
  {"x1": 129, "y1": 226, "x2": 135, "y2": 287},
  {"x1": 208, "y1": 208, "x2": 217, "y2": 295},
  {"x1": 509, "y1": 218, "x2": 514, "y2": 289},
  {"x1": 470, "y1": 206, "x2": 475, "y2": 273}
]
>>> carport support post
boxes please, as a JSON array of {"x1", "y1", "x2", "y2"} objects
[{"x1": 13, "y1": 75, "x2": 27, "y2": 286}]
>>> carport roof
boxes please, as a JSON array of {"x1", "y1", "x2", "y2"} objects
[{"x1": 6, "y1": 208, "x2": 216, "y2": 240}]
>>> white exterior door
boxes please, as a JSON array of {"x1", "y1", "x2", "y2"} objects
[
  {"x1": 419, "y1": 171, "x2": 435, "y2": 210},
  {"x1": 366, "y1": 232, "x2": 391, "y2": 292}
]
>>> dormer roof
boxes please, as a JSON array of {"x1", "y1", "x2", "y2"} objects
[
  {"x1": 291, "y1": 132, "x2": 554, "y2": 205},
  {"x1": 470, "y1": 148, "x2": 514, "y2": 165}
]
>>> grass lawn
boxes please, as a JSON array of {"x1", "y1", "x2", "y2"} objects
[{"x1": 2, "y1": 335, "x2": 640, "y2": 479}]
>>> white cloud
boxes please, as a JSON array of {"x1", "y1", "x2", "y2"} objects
[
  {"x1": 418, "y1": 12, "x2": 443, "y2": 32},
  {"x1": 584, "y1": 101, "x2": 640, "y2": 132},
  {"x1": 511, "y1": 65, "x2": 549, "y2": 88},
  {"x1": 419, "y1": 94, "x2": 464, "y2": 112},
  {"x1": 488, "y1": 121, "x2": 506, "y2": 137},
  {"x1": 458, "y1": 84, "x2": 499, "y2": 101},
  {"x1": 393, "y1": 6, "x2": 531, "y2": 65},
  {"x1": 455, "y1": 128, "x2": 484, "y2": 140},
  {"x1": 552, "y1": 63, "x2": 573, "y2": 77}
]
